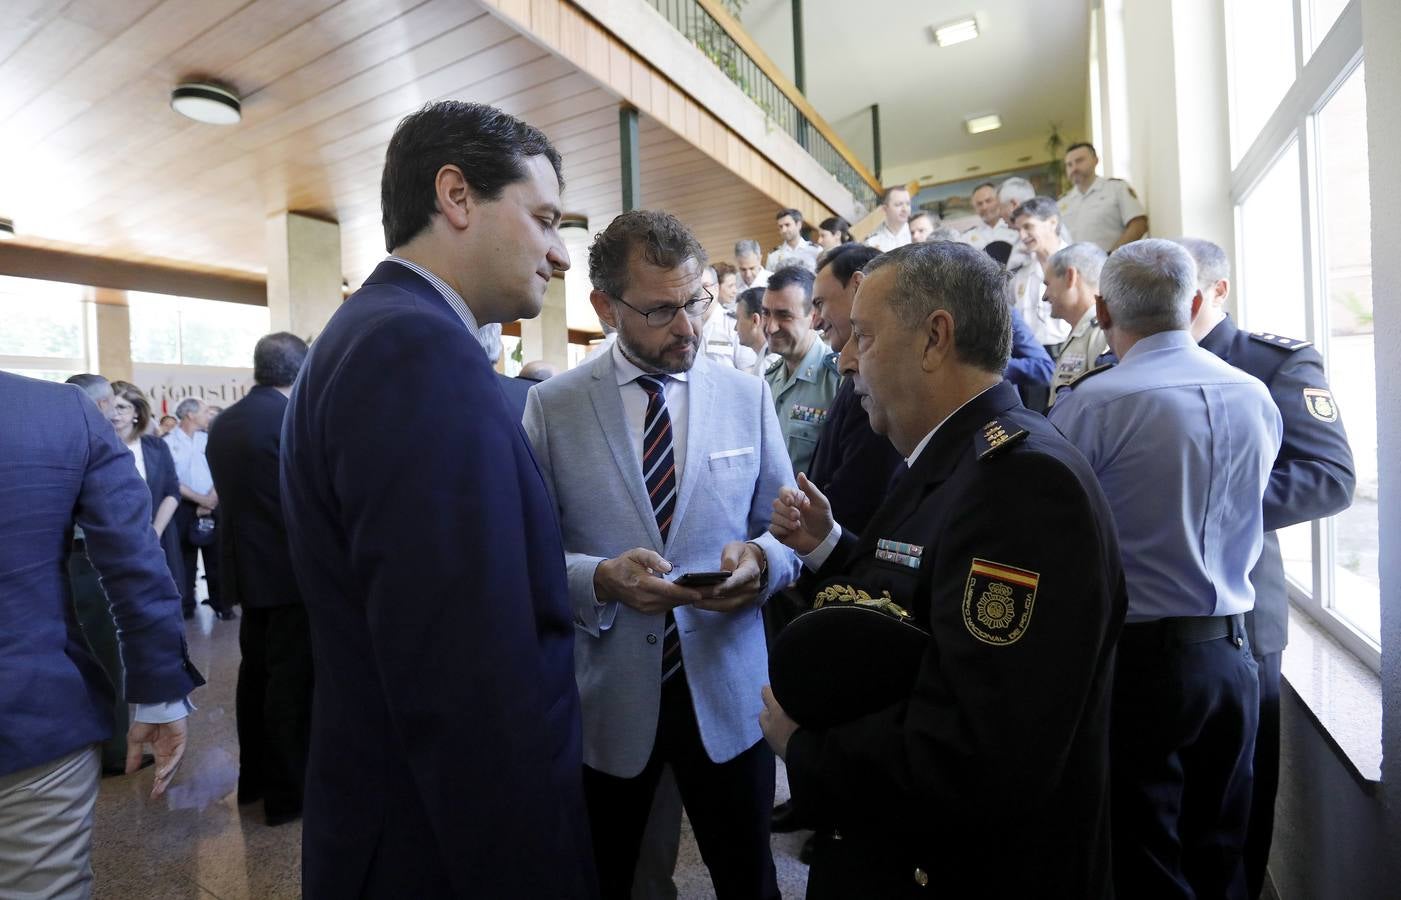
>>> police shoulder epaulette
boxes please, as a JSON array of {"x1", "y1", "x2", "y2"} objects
[
  {"x1": 1066, "y1": 363, "x2": 1114, "y2": 389},
  {"x1": 974, "y1": 417, "x2": 1029, "y2": 461},
  {"x1": 821, "y1": 352, "x2": 840, "y2": 374},
  {"x1": 1248, "y1": 331, "x2": 1312, "y2": 352}
]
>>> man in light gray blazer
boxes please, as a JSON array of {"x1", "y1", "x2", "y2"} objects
[{"x1": 525, "y1": 210, "x2": 800, "y2": 900}]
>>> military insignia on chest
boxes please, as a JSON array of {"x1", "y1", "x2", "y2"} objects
[
  {"x1": 1303, "y1": 388, "x2": 1338, "y2": 422},
  {"x1": 875, "y1": 538, "x2": 924, "y2": 569},
  {"x1": 790, "y1": 404, "x2": 829, "y2": 425},
  {"x1": 963, "y1": 559, "x2": 1039, "y2": 646}
]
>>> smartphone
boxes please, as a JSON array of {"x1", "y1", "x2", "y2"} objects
[{"x1": 675, "y1": 571, "x2": 733, "y2": 587}]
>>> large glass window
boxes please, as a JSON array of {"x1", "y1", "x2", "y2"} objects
[
  {"x1": 129, "y1": 293, "x2": 269, "y2": 368},
  {"x1": 0, "y1": 276, "x2": 85, "y2": 360},
  {"x1": 1309, "y1": 0, "x2": 1350, "y2": 55},
  {"x1": 1316, "y1": 63, "x2": 1377, "y2": 642},
  {"x1": 1227, "y1": 0, "x2": 1297, "y2": 165},
  {"x1": 1238, "y1": 141, "x2": 1308, "y2": 340}
]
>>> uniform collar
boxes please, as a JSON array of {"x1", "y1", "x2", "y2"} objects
[
  {"x1": 1069, "y1": 306, "x2": 1100, "y2": 337},
  {"x1": 1121, "y1": 329, "x2": 1195, "y2": 363},
  {"x1": 1198, "y1": 314, "x2": 1238, "y2": 357},
  {"x1": 784, "y1": 336, "x2": 832, "y2": 385},
  {"x1": 904, "y1": 382, "x2": 1001, "y2": 469},
  {"x1": 1075, "y1": 176, "x2": 1103, "y2": 197}
]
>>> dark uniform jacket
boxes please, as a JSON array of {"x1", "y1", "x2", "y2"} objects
[
  {"x1": 785, "y1": 381, "x2": 1126, "y2": 898},
  {"x1": 1199, "y1": 316, "x2": 1355, "y2": 655},
  {"x1": 280, "y1": 261, "x2": 596, "y2": 898},
  {"x1": 207, "y1": 385, "x2": 301, "y2": 610},
  {"x1": 806, "y1": 370, "x2": 904, "y2": 533}
]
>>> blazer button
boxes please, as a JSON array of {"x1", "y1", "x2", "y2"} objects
[
  {"x1": 913, "y1": 868, "x2": 929, "y2": 888},
  {"x1": 647, "y1": 633, "x2": 658, "y2": 644}
]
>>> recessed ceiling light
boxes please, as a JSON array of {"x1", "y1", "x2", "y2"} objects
[
  {"x1": 170, "y1": 83, "x2": 241, "y2": 125},
  {"x1": 0, "y1": 218, "x2": 13, "y2": 239},
  {"x1": 965, "y1": 114, "x2": 1002, "y2": 135},
  {"x1": 933, "y1": 17, "x2": 979, "y2": 47}
]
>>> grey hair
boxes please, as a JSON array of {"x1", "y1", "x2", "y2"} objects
[
  {"x1": 477, "y1": 322, "x2": 503, "y2": 364},
  {"x1": 998, "y1": 177, "x2": 1035, "y2": 206},
  {"x1": 928, "y1": 225, "x2": 963, "y2": 243},
  {"x1": 174, "y1": 397, "x2": 204, "y2": 421},
  {"x1": 1048, "y1": 242, "x2": 1109, "y2": 289},
  {"x1": 734, "y1": 239, "x2": 762, "y2": 259},
  {"x1": 1170, "y1": 237, "x2": 1231, "y2": 292},
  {"x1": 861, "y1": 241, "x2": 1012, "y2": 374},
  {"x1": 1010, "y1": 196, "x2": 1060, "y2": 224},
  {"x1": 1099, "y1": 239, "x2": 1198, "y2": 335},
  {"x1": 65, "y1": 373, "x2": 111, "y2": 402}
]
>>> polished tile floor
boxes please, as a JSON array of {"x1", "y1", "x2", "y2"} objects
[{"x1": 91, "y1": 602, "x2": 811, "y2": 899}]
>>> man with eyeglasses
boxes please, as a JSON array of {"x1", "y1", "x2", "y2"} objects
[
  {"x1": 524, "y1": 209, "x2": 800, "y2": 899},
  {"x1": 763, "y1": 265, "x2": 841, "y2": 478}
]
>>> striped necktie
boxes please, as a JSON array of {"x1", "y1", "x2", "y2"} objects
[{"x1": 636, "y1": 374, "x2": 682, "y2": 683}]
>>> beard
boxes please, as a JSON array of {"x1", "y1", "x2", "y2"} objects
[{"x1": 618, "y1": 330, "x2": 700, "y2": 375}]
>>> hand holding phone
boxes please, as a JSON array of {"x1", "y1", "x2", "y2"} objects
[{"x1": 675, "y1": 571, "x2": 733, "y2": 587}]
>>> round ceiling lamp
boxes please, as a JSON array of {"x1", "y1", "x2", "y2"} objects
[{"x1": 170, "y1": 83, "x2": 241, "y2": 125}]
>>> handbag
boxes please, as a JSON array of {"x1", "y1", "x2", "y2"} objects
[{"x1": 187, "y1": 512, "x2": 217, "y2": 548}]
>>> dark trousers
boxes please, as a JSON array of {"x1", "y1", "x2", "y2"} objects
[
  {"x1": 1112, "y1": 618, "x2": 1259, "y2": 900},
  {"x1": 1244, "y1": 651, "x2": 1282, "y2": 899},
  {"x1": 236, "y1": 604, "x2": 313, "y2": 820},
  {"x1": 174, "y1": 501, "x2": 223, "y2": 614},
  {"x1": 67, "y1": 546, "x2": 128, "y2": 771},
  {"x1": 583, "y1": 672, "x2": 778, "y2": 900}
]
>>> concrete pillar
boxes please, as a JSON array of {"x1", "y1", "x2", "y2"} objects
[
  {"x1": 519, "y1": 275, "x2": 570, "y2": 371},
  {"x1": 266, "y1": 212, "x2": 342, "y2": 340},
  {"x1": 83, "y1": 287, "x2": 132, "y2": 382}
]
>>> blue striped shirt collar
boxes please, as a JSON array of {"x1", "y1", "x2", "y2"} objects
[{"x1": 385, "y1": 256, "x2": 484, "y2": 345}]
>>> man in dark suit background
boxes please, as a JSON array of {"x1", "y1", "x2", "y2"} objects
[
  {"x1": 279, "y1": 100, "x2": 595, "y2": 897},
  {"x1": 0, "y1": 372, "x2": 204, "y2": 897},
  {"x1": 207, "y1": 332, "x2": 313, "y2": 827}
]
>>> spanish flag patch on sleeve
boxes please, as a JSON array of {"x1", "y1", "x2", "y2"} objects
[{"x1": 962, "y1": 559, "x2": 1040, "y2": 646}]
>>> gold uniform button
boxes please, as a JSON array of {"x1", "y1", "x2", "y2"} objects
[{"x1": 913, "y1": 868, "x2": 929, "y2": 887}]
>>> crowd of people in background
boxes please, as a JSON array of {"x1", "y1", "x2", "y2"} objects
[{"x1": 2, "y1": 101, "x2": 1355, "y2": 900}]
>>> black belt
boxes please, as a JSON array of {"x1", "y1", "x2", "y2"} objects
[{"x1": 1123, "y1": 613, "x2": 1246, "y2": 647}]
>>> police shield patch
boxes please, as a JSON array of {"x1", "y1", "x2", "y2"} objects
[
  {"x1": 963, "y1": 559, "x2": 1039, "y2": 646},
  {"x1": 1303, "y1": 388, "x2": 1338, "y2": 422}
]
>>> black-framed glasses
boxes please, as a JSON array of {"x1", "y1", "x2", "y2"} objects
[{"x1": 610, "y1": 287, "x2": 714, "y2": 327}]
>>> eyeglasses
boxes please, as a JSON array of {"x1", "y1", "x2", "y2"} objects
[{"x1": 610, "y1": 287, "x2": 714, "y2": 327}]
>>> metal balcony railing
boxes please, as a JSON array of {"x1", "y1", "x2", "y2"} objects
[{"x1": 644, "y1": 0, "x2": 880, "y2": 210}]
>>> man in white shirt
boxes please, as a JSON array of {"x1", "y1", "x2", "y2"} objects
[
  {"x1": 699, "y1": 265, "x2": 744, "y2": 369},
  {"x1": 734, "y1": 239, "x2": 772, "y2": 290},
  {"x1": 164, "y1": 397, "x2": 229, "y2": 619},
  {"x1": 766, "y1": 209, "x2": 821, "y2": 272},
  {"x1": 734, "y1": 286, "x2": 769, "y2": 375},
  {"x1": 1058, "y1": 142, "x2": 1149, "y2": 252},
  {"x1": 1043, "y1": 242, "x2": 1111, "y2": 406},
  {"x1": 864, "y1": 186, "x2": 912, "y2": 251},
  {"x1": 961, "y1": 181, "x2": 1021, "y2": 251},
  {"x1": 1009, "y1": 197, "x2": 1073, "y2": 348}
]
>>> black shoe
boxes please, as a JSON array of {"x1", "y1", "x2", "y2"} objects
[
  {"x1": 772, "y1": 800, "x2": 804, "y2": 834},
  {"x1": 216, "y1": 608, "x2": 238, "y2": 620},
  {"x1": 103, "y1": 753, "x2": 154, "y2": 777},
  {"x1": 798, "y1": 833, "x2": 819, "y2": 866}
]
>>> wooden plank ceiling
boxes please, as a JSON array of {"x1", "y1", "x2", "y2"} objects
[{"x1": 0, "y1": 0, "x2": 792, "y2": 304}]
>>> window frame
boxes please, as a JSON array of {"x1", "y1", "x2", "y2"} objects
[{"x1": 1228, "y1": 0, "x2": 1378, "y2": 672}]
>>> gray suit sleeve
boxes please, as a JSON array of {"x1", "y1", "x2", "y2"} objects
[
  {"x1": 522, "y1": 385, "x2": 617, "y2": 637},
  {"x1": 748, "y1": 378, "x2": 803, "y2": 595}
]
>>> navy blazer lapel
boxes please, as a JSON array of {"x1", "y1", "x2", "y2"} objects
[
  {"x1": 665, "y1": 359, "x2": 713, "y2": 554},
  {"x1": 587, "y1": 353, "x2": 665, "y2": 551},
  {"x1": 361, "y1": 260, "x2": 470, "y2": 334}
]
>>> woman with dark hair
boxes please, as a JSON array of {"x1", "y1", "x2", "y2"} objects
[
  {"x1": 816, "y1": 216, "x2": 853, "y2": 250},
  {"x1": 109, "y1": 381, "x2": 184, "y2": 592}
]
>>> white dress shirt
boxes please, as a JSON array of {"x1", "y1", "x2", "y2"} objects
[
  {"x1": 865, "y1": 222, "x2": 911, "y2": 252},
  {"x1": 613, "y1": 340, "x2": 689, "y2": 483},
  {"x1": 164, "y1": 428, "x2": 213, "y2": 495},
  {"x1": 766, "y1": 241, "x2": 821, "y2": 273}
]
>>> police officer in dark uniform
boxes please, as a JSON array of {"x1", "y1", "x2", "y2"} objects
[
  {"x1": 760, "y1": 241, "x2": 1127, "y2": 898},
  {"x1": 1176, "y1": 237, "x2": 1356, "y2": 899}
]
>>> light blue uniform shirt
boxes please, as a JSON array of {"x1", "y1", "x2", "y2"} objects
[{"x1": 1049, "y1": 330, "x2": 1282, "y2": 623}]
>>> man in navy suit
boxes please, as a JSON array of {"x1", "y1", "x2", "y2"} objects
[
  {"x1": 0, "y1": 372, "x2": 204, "y2": 897},
  {"x1": 279, "y1": 100, "x2": 596, "y2": 897}
]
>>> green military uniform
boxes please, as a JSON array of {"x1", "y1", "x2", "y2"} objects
[{"x1": 765, "y1": 338, "x2": 840, "y2": 476}]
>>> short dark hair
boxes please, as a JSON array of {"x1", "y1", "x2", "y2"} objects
[
  {"x1": 588, "y1": 210, "x2": 707, "y2": 299},
  {"x1": 777, "y1": 207, "x2": 803, "y2": 223},
  {"x1": 380, "y1": 101, "x2": 563, "y2": 252},
  {"x1": 109, "y1": 380, "x2": 153, "y2": 436},
  {"x1": 819, "y1": 216, "x2": 853, "y2": 243},
  {"x1": 1065, "y1": 141, "x2": 1097, "y2": 158},
  {"x1": 908, "y1": 210, "x2": 934, "y2": 225},
  {"x1": 880, "y1": 186, "x2": 910, "y2": 205},
  {"x1": 973, "y1": 181, "x2": 998, "y2": 195},
  {"x1": 713, "y1": 260, "x2": 736, "y2": 281},
  {"x1": 160, "y1": 415, "x2": 177, "y2": 425},
  {"x1": 766, "y1": 264, "x2": 816, "y2": 311},
  {"x1": 1010, "y1": 196, "x2": 1061, "y2": 224},
  {"x1": 253, "y1": 332, "x2": 310, "y2": 387},
  {"x1": 862, "y1": 242, "x2": 1012, "y2": 374},
  {"x1": 817, "y1": 243, "x2": 880, "y2": 288},
  {"x1": 736, "y1": 286, "x2": 765, "y2": 318}
]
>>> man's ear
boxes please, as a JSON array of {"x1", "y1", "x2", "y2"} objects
[
  {"x1": 1190, "y1": 291, "x2": 1205, "y2": 321},
  {"x1": 1095, "y1": 295, "x2": 1112, "y2": 330},
  {"x1": 921, "y1": 309, "x2": 955, "y2": 371},
  {"x1": 435, "y1": 164, "x2": 474, "y2": 231},
  {"x1": 848, "y1": 270, "x2": 864, "y2": 296},
  {"x1": 590, "y1": 290, "x2": 619, "y2": 330}
]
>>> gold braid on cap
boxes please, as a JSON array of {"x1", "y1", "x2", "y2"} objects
[{"x1": 813, "y1": 584, "x2": 912, "y2": 620}]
